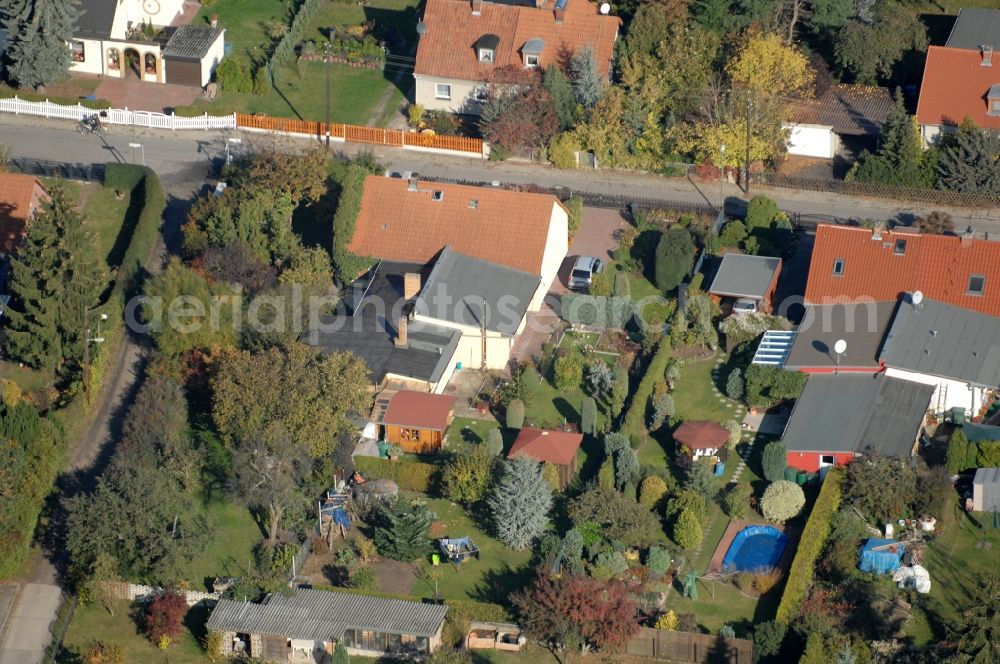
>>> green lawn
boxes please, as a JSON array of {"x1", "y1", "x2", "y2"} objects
[
  {"x1": 907, "y1": 502, "x2": 1000, "y2": 644},
  {"x1": 0, "y1": 361, "x2": 53, "y2": 393},
  {"x1": 196, "y1": 0, "x2": 285, "y2": 61},
  {"x1": 662, "y1": 578, "x2": 766, "y2": 633},
  {"x1": 190, "y1": 0, "x2": 417, "y2": 125},
  {"x1": 448, "y1": 416, "x2": 515, "y2": 455},
  {"x1": 673, "y1": 354, "x2": 745, "y2": 424},
  {"x1": 80, "y1": 184, "x2": 133, "y2": 272},
  {"x1": 410, "y1": 498, "x2": 534, "y2": 604},
  {"x1": 60, "y1": 600, "x2": 209, "y2": 663},
  {"x1": 173, "y1": 500, "x2": 263, "y2": 590},
  {"x1": 187, "y1": 59, "x2": 393, "y2": 125}
]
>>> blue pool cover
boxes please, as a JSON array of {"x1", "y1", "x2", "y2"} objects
[{"x1": 721, "y1": 525, "x2": 789, "y2": 572}]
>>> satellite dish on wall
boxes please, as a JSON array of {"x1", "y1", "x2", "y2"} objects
[
  {"x1": 599, "y1": 2, "x2": 611, "y2": 14},
  {"x1": 912, "y1": 290, "x2": 924, "y2": 305},
  {"x1": 834, "y1": 339, "x2": 847, "y2": 355},
  {"x1": 416, "y1": 20, "x2": 427, "y2": 35}
]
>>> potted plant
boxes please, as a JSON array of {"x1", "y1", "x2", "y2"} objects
[{"x1": 387, "y1": 445, "x2": 403, "y2": 461}]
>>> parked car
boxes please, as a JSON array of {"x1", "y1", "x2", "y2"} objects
[
  {"x1": 569, "y1": 256, "x2": 605, "y2": 292},
  {"x1": 732, "y1": 298, "x2": 758, "y2": 314}
]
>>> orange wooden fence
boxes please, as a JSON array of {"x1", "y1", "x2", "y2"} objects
[{"x1": 235, "y1": 113, "x2": 484, "y2": 155}]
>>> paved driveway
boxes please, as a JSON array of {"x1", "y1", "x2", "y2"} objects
[
  {"x1": 93, "y1": 78, "x2": 201, "y2": 113},
  {"x1": 0, "y1": 584, "x2": 62, "y2": 664}
]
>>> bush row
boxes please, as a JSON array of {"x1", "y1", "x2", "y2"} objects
[
  {"x1": 0, "y1": 85, "x2": 111, "y2": 109},
  {"x1": 353, "y1": 456, "x2": 439, "y2": 493},
  {"x1": 622, "y1": 338, "x2": 673, "y2": 438},
  {"x1": 332, "y1": 163, "x2": 376, "y2": 282},
  {"x1": 561, "y1": 294, "x2": 635, "y2": 330},
  {"x1": 774, "y1": 466, "x2": 844, "y2": 624},
  {"x1": 267, "y1": 0, "x2": 322, "y2": 82}
]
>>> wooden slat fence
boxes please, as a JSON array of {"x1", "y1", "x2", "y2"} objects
[
  {"x1": 625, "y1": 627, "x2": 753, "y2": 664},
  {"x1": 236, "y1": 113, "x2": 484, "y2": 155}
]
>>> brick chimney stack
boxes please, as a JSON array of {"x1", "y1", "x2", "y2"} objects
[
  {"x1": 471, "y1": 0, "x2": 482, "y2": 15},
  {"x1": 404, "y1": 272, "x2": 421, "y2": 300},
  {"x1": 982, "y1": 44, "x2": 993, "y2": 67},
  {"x1": 395, "y1": 315, "x2": 408, "y2": 348}
]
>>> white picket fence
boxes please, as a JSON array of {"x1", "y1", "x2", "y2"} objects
[{"x1": 0, "y1": 95, "x2": 236, "y2": 130}]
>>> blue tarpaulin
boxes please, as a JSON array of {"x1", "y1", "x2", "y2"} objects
[{"x1": 859, "y1": 538, "x2": 905, "y2": 575}]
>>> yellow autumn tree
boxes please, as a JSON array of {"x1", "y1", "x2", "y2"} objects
[
  {"x1": 655, "y1": 610, "x2": 679, "y2": 630},
  {"x1": 727, "y1": 32, "x2": 814, "y2": 100},
  {"x1": 669, "y1": 114, "x2": 789, "y2": 167}
]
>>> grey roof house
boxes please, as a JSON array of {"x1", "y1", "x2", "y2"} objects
[
  {"x1": 782, "y1": 373, "x2": 933, "y2": 471},
  {"x1": 879, "y1": 296, "x2": 1000, "y2": 416},
  {"x1": 945, "y1": 8, "x2": 1000, "y2": 51},
  {"x1": 784, "y1": 301, "x2": 898, "y2": 371},
  {"x1": 708, "y1": 253, "x2": 782, "y2": 313},
  {"x1": 207, "y1": 588, "x2": 448, "y2": 661}
]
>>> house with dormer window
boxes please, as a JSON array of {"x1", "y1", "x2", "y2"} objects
[
  {"x1": 916, "y1": 8, "x2": 1000, "y2": 143},
  {"x1": 413, "y1": 0, "x2": 620, "y2": 115}
]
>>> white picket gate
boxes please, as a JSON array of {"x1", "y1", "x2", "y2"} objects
[{"x1": 0, "y1": 95, "x2": 236, "y2": 130}]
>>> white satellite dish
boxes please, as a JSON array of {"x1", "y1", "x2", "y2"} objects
[
  {"x1": 599, "y1": 2, "x2": 611, "y2": 14},
  {"x1": 834, "y1": 339, "x2": 847, "y2": 355},
  {"x1": 912, "y1": 290, "x2": 924, "y2": 305}
]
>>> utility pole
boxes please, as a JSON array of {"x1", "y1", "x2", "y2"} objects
[
  {"x1": 324, "y1": 40, "x2": 332, "y2": 148},
  {"x1": 480, "y1": 298, "x2": 487, "y2": 371},
  {"x1": 745, "y1": 94, "x2": 753, "y2": 195},
  {"x1": 718, "y1": 144, "x2": 726, "y2": 214}
]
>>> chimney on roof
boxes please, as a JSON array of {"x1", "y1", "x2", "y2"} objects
[
  {"x1": 982, "y1": 44, "x2": 993, "y2": 67},
  {"x1": 535, "y1": 0, "x2": 546, "y2": 8},
  {"x1": 554, "y1": 0, "x2": 567, "y2": 23},
  {"x1": 871, "y1": 223, "x2": 883, "y2": 241},
  {"x1": 404, "y1": 272, "x2": 421, "y2": 300},
  {"x1": 471, "y1": 0, "x2": 482, "y2": 15},
  {"x1": 962, "y1": 225, "x2": 975, "y2": 247},
  {"x1": 395, "y1": 314, "x2": 408, "y2": 348},
  {"x1": 407, "y1": 175, "x2": 418, "y2": 192}
]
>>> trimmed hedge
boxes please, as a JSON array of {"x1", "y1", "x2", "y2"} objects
[
  {"x1": 775, "y1": 467, "x2": 844, "y2": 624},
  {"x1": 622, "y1": 338, "x2": 673, "y2": 438},
  {"x1": 332, "y1": 163, "x2": 376, "y2": 282},
  {"x1": 353, "y1": 456, "x2": 438, "y2": 493},
  {"x1": 267, "y1": 0, "x2": 322, "y2": 83},
  {"x1": 561, "y1": 293, "x2": 634, "y2": 330},
  {"x1": 0, "y1": 85, "x2": 111, "y2": 109}
]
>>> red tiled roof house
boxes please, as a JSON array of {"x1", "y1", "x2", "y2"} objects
[
  {"x1": 507, "y1": 427, "x2": 583, "y2": 488},
  {"x1": 0, "y1": 173, "x2": 46, "y2": 255},
  {"x1": 380, "y1": 390, "x2": 457, "y2": 454},
  {"x1": 413, "y1": 0, "x2": 621, "y2": 115},
  {"x1": 916, "y1": 45, "x2": 1000, "y2": 144}
]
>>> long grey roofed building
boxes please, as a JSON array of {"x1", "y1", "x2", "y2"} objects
[
  {"x1": 707, "y1": 253, "x2": 781, "y2": 299},
  {"x1": 206, "y1": 589, "x2": 448, "y2": 641},
  {"x1": 414, "y1": 246, "x2": 539, "y2": 335},
  {"x1": 784, "y1": 302, "x2": 897, "y2": 370},
  {"x1": 781, "y1": 374, "x2": 933, "y2": 457},
  {"x1": 314, "y1": 261, "x2": 459, "y2": 385},
  {"x1": 879, "y1": 297, "x2": 1000, "y2": 388},
  {"x1": 945, "y1": 8, "x2": 1000, "y2": 51}
]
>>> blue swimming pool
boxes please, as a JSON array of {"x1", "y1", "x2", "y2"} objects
[{"x1": 721, "y1": 525, "x2": 788, "y2": 572}]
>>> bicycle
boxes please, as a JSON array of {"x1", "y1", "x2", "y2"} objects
[{"x1": 76, "y1": 117, "x2": 108, "y2": 137}]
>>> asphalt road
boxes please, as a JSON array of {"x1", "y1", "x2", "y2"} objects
[{"x1": 0, "y1": 116, "x2": 997, "y2": 231}]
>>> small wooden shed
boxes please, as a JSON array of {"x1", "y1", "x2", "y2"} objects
[
  {"x1": 381, "y1": 391, "x2": 457, "y2": 454},
  {"x1": 507, "y1": 428, "x2": 583, "y2": 488}
]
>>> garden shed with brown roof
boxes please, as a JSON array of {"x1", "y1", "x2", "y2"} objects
[
  {"x1": 379, "y1": 390, "x2": 457, "y2": 454},
  {"x1": 673, "y1": 420, "x2": 729, "y2": 460},
  {"x1": 507, "y1": 427, "x2": 583, "y2": 488}
]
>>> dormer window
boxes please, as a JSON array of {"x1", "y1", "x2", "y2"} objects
[
  {"x1": 968, "y1": 274, "x2": 986, "y2": 295},
  {"x1": 989, "y1": 84, "x2": 1000, "y2": 116},
  {"x1": 832, "y1": 258, "x2": 845, "y2": 276},
  {"x1": 476, "y1": 34, "x2": 500, "y2": 65},
  {"x1": 522, "y1": 37, "x2": 544, "y2": 69}
]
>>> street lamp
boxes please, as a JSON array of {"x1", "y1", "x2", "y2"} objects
[
  {"x1": 128, "y1": 142, "x2": 145, "y2": 166},
  {"x1": 834, "y1": 338, "x2": 847, "y2": 375},
  {"x1": 323, "y1": 40, "x2": 332, "y2": 148},
  {"x1": 719, "y1": 143, "x2": 726, "y2": 213},
  {"x1": 225, "y1": 136, "x2": 242, "y2": 166},
  {"x1": 82, "y1": 311, "x2": 108, "y2": 394}
]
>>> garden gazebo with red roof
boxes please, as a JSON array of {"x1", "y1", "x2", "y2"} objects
[{"x1": 673, "y1": 420, "x2": 729, "y2": 461}]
